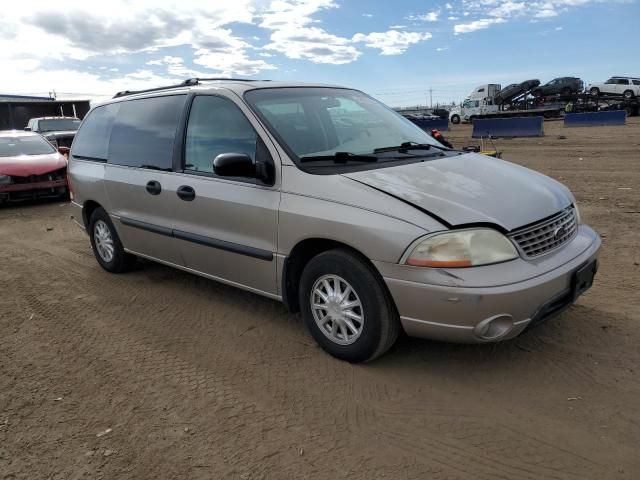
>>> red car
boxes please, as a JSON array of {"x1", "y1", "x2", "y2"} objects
[{"x1": 0, "y1": 131, "x2": 69, "y2": 203}]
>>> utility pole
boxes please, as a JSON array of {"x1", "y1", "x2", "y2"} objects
[{"x1": 429, "y1": 88, "x2": 433, "y2": 109}]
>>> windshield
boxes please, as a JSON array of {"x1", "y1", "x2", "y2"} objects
[
  {"x1": 38, "y1": 118, "x2": 81, "y2": 132},
  {"x1": 244, "y1": 88, "x2": 440, "y2": 163},
  {"x1": 0, "y1": 136, "x2": 56, "y2": 157}
]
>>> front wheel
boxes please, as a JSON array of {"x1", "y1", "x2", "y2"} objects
[
  {"x1": 589, "y1": 87, "x2": 600, "y2": 96},
  {"x1": 450, "y1": 114, "x2": 460, "y2": 124},
  {"x1": 623, "y1": 90, "x2": 634, "y2": 99},
  {"x1": 299, "y1": 249, "x2": 400, "y2": 363},
  {"x1": 89, "y1": 207, "x2": 136, "y2": 273}
]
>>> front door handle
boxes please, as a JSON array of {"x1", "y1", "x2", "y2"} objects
[
  {"x1": 177, "y1": 185, "x2": 196, "y2": 201},
  {"x1": 146, "y1": 180, "x2": 162, "y2": 195}
]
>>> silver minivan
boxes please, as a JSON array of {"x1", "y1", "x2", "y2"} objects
[{"x1": 69, "y1": 79, "x2": 600, "y2": 362}]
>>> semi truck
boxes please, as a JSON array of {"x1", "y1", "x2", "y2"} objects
[
  {"x1": 450, "y1": 81, "x2": 565, "y2": 124},
  {"x1": 450, "y1": 80, "x2": 639, "y2": 124}
]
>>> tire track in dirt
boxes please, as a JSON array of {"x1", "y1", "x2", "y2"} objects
[{"x1": 2, "y1": 230, "x2": 624, "y2": 480}]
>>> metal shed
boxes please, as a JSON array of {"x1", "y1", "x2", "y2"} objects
[{"x1": 0, "y1": 94, "x2": 91, "y2": 130}]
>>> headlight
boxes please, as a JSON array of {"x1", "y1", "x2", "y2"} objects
[
  {"x1": 573, "y1": 203, "x2": 582, "y2": 224},
  {"x1": 404, "y1": 229, "x2": 519, "y2": 268},
  {"x1": 0, "y1": 175, "x2": 11, "y2": 185}
]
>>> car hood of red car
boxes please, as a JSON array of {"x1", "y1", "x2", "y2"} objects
[{"x1": 0, "y1": 153, "x2": 67, "y2": 177}]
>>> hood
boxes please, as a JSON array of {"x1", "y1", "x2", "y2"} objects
[
  {"x1": 0, "y1": 153, "x2": 67, "y2": 177},
  {"x1": 342, "y1": 153, "x2": 572, "y2": 232}
]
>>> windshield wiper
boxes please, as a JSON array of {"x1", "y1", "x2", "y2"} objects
[
  {"x1": 140, "y1": 164, "x2": 172, "y2": 171},
  {"x1": 300, "y1": 152, "x2": 378, "y2": 164},
  {"x1": 373, "y1": 141, "x2": 449, "y2": 154}
]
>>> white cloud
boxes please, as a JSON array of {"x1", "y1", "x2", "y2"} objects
[
  {"x1": 362, "y1": 13, "x2": 373, "y2": 18},
  {"x1": 555, "y1": 26, "x2": 564, "y2": 30},
  {"x1": 407, "y1": 10, "x2": 440, "y2": 22},
  {"x1": 0, "y1": 0, "x2": 275, "y2": 86},
  {"x1": 265, "y1": 26, "x2": 360, "y2": 64},
  {"x1": 353, "y1": 30, "x2": 432, "y2": 55},
  {"x1": 260, "y1": 0, "x2": 360, "y2": 64},
  {"x1": 535, "y1": 8, "x2": 559, "y2": 17},
  {"x1": 451, "y1": 0, "x2": 612, "y2": 37},
  {"x1": 454, "y1": 17, "x2": 506, "y2": 34}
]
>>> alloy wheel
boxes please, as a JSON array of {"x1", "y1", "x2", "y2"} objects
[
  {"x1": 94, "y1": 220, "x2": 115, "y2": 263},
  {"x1": 310, "y1": 274, "x2": 364, "y2": 346}
]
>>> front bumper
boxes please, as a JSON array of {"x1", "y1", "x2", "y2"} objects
[
  {"x1": 0, "y1": 178, "x2": 67, "y2": 193},
  {"x1": 379, "y1": 225, "x2": 601, "y2": 343}
]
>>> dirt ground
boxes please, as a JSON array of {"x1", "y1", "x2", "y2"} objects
[{"x1": 1, "y1": 118, "x2": 639, "y2": 480}]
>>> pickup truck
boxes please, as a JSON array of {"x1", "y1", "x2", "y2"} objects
[{"x1": 25, "y1": 116, "x2": 81, "y2": 149}]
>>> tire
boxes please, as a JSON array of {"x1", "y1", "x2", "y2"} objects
[
  {"x1": 299, "y1": 249, "x2": 400, "y2": 363},
  {"x1": 589, "y1": 87, "x2": 600, "y2": 96},
  {"x1": 450, "y1": 114, "x2": 460, "y2": 125},
  {"x1": 88, "y1": 207, "x2": 136, "y2": 273},
  {"x1": 623, "y1": 90, "x2": 634, "y2": 99}
]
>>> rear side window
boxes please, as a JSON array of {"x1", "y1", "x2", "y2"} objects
[
  {"x1": 108, "y1": 95, "x2": 186, "y2": 169},
  {"x1": 72, "y1": 103, "x2": 120, "y2": 160},
  {"x1": 633, "y1": 80, "x2": 640, "y2": 86},
  {"x1": 184, "y1": 96, "x2": 257, "y2": 173}
]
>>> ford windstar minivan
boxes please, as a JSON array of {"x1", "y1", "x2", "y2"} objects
[{"x1": 69, "y1": 79, "x2": 600, "y2": 362}]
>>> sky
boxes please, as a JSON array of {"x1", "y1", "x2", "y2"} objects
[{"x1": 1, "y1": 0, "x2": 638, "y2": 107}]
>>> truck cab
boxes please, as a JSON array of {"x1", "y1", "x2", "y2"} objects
[{"x1": 449, "y1": 84, "x2": 501, "y2": 124}]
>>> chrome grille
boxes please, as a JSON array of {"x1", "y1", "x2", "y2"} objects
[{"x1": 510, "y1": 207, "x2": 578, "y2": 258}]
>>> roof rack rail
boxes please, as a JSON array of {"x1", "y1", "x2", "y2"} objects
[
  {"x1": 184, "y1": 77, "x2": 268, "y2": 84},
  {"x1": 113, "y1": 77, "x2": 269, "y2": 98}
]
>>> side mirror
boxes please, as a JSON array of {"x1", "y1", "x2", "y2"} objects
[
  {"x1": 213, "y1": 153, "x2": 255, "y2": 178},
  {"x1": 24, "y1": 127, "x2": 31, "y2": 131}
]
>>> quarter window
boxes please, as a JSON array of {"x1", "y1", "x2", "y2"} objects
[
  {"x1": 108, "y1": 95, "x2": 186, "y2": 169},
  {"x1": 184, "y1": 96, "x2": 258, "y2": 174},
  {"x1": 71, "y1": 103, "x2": 120, "y2": 160}
]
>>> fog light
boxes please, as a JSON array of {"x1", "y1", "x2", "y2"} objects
[{"x1": 474, "y1": 314, "x2": 514, "y2": 340}]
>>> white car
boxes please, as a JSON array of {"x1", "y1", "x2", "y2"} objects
[{"x1": 588, "y1": 76, "x2": 640, "y2": 99}]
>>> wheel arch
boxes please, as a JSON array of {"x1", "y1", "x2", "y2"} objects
[
  {"x1": 82, "y1": 200, "x2": 103, "y2": 230},
  {"x1": 282, "y1": 238, "x2": 389, "y2": 313}
]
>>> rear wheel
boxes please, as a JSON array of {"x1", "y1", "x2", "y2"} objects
[
  {"x1": 299, "y1": 249, "x2": 399, "y2": 363},
  {"x1": 89, "y1": 207, "x2": 136, "y2": 273},
  {"x1": 450, "y1": 114, "x2": 460, "y2": 125},
  {"x1": 589, "y1": 87, "x2": 600, "y2": 96}
]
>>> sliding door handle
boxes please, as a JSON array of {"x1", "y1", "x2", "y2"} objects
[{"x1": 177, "y1": 185, "x2": 196, "y2": 201}]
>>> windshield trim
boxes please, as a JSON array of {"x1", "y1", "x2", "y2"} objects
[{"x1": 242, "y1": 86, "x2": 442, "y2": 175}]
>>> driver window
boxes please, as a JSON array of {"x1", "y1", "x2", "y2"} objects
[{"x1": 184, "y1": 96, "x2": 257, "y2": 175}]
